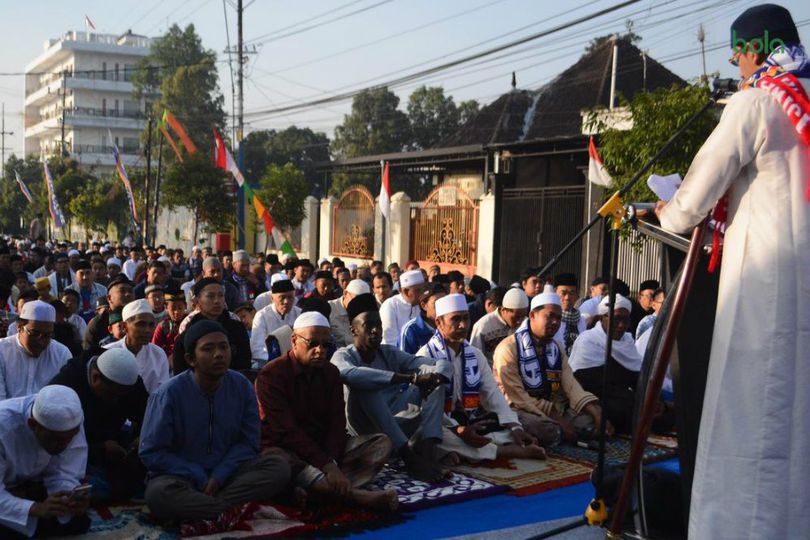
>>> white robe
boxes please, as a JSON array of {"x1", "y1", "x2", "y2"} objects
[
  {"x1": 568, "y1": 324, "x2": 641, "y2": 373},
  {"x1": 250, "y1": 304, "x2": 301, "y2": 361},
  {"x1": 102, "y1": 339, "x2": 169, "y2": 394},
  {"x1": 0, "y1": 395, "x2": 87, "y2": 537},
  {"x1": 659, "y1": 82, "x2": 810, "y2": 540},
  {"x1": 0, "y1": 336, "x2": 72, "y2": 400},
  {"x1": 380, "y1": 294, "x2": 418, "y2": 346}
]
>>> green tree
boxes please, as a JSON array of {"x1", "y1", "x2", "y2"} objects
[
  {"x1": 68, "y1": 176, "x2": 130, "y2": 236},
  {"x1": 133, "y1": 24, "x2": 225, "y2": 157},
  {"x1": 255, "y1": 163, "x2": 309, "y2": 233},
  {"x1": 0, "y1": 154, "x2": 46, "y2": 235},
  {"x1": 407, "y1": 86, "x2": 459, "y2": 150},
  {"x1": 591, "y1": 84, "x2": 717, "y2": 203},
  {"x1": 331, "y1": 87, "x2": 411, "y2": 159},
  {"x1": 458, "y1": 99, "x2": 480, "y2": 126},
  {"x1": 161, "y1": 154, "x2": 233, "y2": 243}
]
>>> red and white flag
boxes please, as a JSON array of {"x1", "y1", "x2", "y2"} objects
[
  {"x1": 213, "y1": 129, "x2": 245, "y2": 187},
  {"x1": 84, "y1": 15, "x2": 96, "y2": 30},
  {"x1": 588, "y1": 136, "x2": 612, "y2": 187},
  {"x1": 379, "y1": 161, "x2": 391, "y2": 220}
]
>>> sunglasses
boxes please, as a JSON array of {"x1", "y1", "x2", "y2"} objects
[
  {"x1": 295, "y1": 334, "x2": 332, "y2": 350},
  {"x1": 729, "y1": 51, "x2": 741, "y2": 67}
]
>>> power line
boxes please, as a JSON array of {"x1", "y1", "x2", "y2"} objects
[{"x1": 244, "y1": 0, "x2": 368, "y2": 44}]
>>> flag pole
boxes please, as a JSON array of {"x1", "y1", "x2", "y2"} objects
[{"x1": 380, "y1": 160, "x2": 386, "y2": 264}]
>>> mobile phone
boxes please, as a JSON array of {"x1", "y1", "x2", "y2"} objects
[{"x1": 70, "y1": 484, "x2": 92, "y2": 499}]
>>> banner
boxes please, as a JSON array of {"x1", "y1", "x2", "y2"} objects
[{"x1": 43, "y1": 161, "x2": 65, "y2": 229}]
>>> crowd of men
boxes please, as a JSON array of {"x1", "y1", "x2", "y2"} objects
[{"x1": 0, "y1": 235, "x2": 668, "y2": 537}]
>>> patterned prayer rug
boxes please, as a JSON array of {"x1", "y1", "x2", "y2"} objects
[
  {"x1": 453, "y1": 456, "x2": 594, "y2": 497},
  {"x1": 546, "y1": 436, "x2": 678, "y2": 467},
  {"x1": 366, "y1": 462, "x2": 510, "y2": 511}
]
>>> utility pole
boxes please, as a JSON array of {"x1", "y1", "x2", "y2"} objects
[
  {"x1": 60, "y1": 70, "x2": 68, "y2": 157},
  {"x1": 0, "y1": 103, "x2": 14, "y2": 178},
  {"x1": 236, "y1": 0, "x2": 245, "y2": 250},
  {"x1": 144, "y1": 114, "x2": 153, "y2": 246},
  {"x1": 153, "y1": 135, "x2": 163, "y2": 245},
  {"x1": 698, "y1": 24, "x2": 708, "y2": 88}
]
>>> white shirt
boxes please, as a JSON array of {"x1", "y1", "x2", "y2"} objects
[
  {"x1": 380, "y1": 293, "x2": 418, "y2": 346},
  {"x1": 469, "y1": 311, "x2": 514, "y2": 363},
  {"x1": 0, "y1": 336, "x2": 72, "y2": 400},
  {"x1": 67, "y1": 314, "x2": 87, "y2": 341},
  {"x1": 578, "y1": 296, "x2": 602, "y2": 323},
  {"x1": 253, "y1": 291, "x2": 272, "y2": 312},
  {"x1": 417, "y1": 341, "x2": 519, "y2": 427},
  {"x1": 250, "y1": 304, "x2": 301, "y2": 361},
  {"x1": 180, "y1": 280, "x2": 195, "y2": 307},
  {"x1": 103, "y1": 339, "x2": 169, "y2": 393},
  {"x1": 122, "y1": 258, "x2": 140, "y2": 280},
  {"x1": 568, "y1": 324, "x2": 641, "y2": 373},
  {"x1": 328, "y1": 297, "x2": 352, "y2": 347},
  {"x1": 0, "y1": 395, "x2": 87, "y2": 537}
]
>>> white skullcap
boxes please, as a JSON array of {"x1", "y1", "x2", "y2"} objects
[
  {"x1": 502, "y1": 288, "x2": 529, "y2": 310},
  {"x1": 293, "y1": 311, "x2": 331, "y2": 330},
  {"x1": 346, "y1": 279, "x2": 371, "y2": 295},
  {"x1": 317, "y1": 257, "x2": 329, "y2": 265},
  {"x1": 68, "y1": 249, "x2": 80, "y2": 257},
  {"x1": 100, "y1": 246, "x2": 110, "y2": 254},
  {"x1": 435, "y1": 293, "x2": 469, "y2": 318},
  {"x1": 46, "y1": 242, "x2": 54, "y2": 249},
  {"x1": 20, "y1": 300, "x2": 56, "y2": 323},
  {"x1": 530, "y1": 284, "x2": 561, "y2": 311},
  {"x1": 597, "y1": 294, "x2": 632, "y2": 315},
  {"x1": 270, "y1": 272, "x2": 290, "y2": 285},
  {"x1": 32, "y1": 385, "x2": 83, "y2": 431},
  {"x1": 400, "y1": 270, "x2": 425, "y2": 289},
  {"x1": 107, "y1": 257, "x2": 122, "y2": 267},
  {"x1": 233, "y1": 250, "x2": 250, "y2": 262},
  {"x1": 96, "y1": 348, "x2": 139, "y2": 386},
  {"x1": 347, "y1": 263, "x2": 358, "y2": 271},
  {"x1": 122, "y1": 299, "x2": 154, "y2": 321}
]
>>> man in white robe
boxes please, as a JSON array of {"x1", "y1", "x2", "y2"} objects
[
  {"x1": 655, "y1": 6, "x2": 810, "y2": 538},
  {"x1": 379, "y1": 270, "x2": 425, "y2": 346},
  {"x1": 250, "y1": 278, "x2": 301, "y2": 365},
  {"x1": 0, "y1": 301, "x2": 72, "y2": 400},
  {"x1": 329, "y1": 279, "x2": 370, "y2": 347}
]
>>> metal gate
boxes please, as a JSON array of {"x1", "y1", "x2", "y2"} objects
[
  {"x1": 498, "y1": 186, "x2": 585, "y2": 283},
  {"x1": 410, "y1": 185, "x2": 479, "y2": 274},
  {"x1": 332, "y1": 186, "x2": 375, "y2": 259}
]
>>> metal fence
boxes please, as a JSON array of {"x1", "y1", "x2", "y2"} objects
[
  {"x1": 616, "y1": 228, "x2": 664, "y2": 293},
  {"x1": 410, "y1": 185, "x2": 479, "y2": 274},
  {"x1": 332, "y1": 185, "x2": 375, "y2": 259}
]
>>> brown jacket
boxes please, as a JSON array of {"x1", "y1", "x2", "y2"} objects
[{"x1": 493, "y1": 333, "x2": 597, "y2": 418}]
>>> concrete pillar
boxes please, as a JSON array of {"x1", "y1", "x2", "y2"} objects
[
  {"x1": 373, "y1": 197, "x2": 384, "y2": 262},
  {"x1": 300, "y1": 196, "x2": 320, "y2": 261},
  {"x1": 476, "y1": 192, "x2": 496, "y2": 281},
  {"x1": 389, "y1": 192, "x2": 411, "y2": 267},
  {"x1": 319, "y1": 196, "x2": 337, "y2": 260}
]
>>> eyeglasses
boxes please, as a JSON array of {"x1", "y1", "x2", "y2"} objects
[
  {"x1": 23, "y1": 326, "x2": 53, "y2": 340},
  {"x1": 294, "y1": 334, "x2": 332, "y2": 350},
  {"x1": 729, "y1": 52, "x2": 741, "y2": 66}
]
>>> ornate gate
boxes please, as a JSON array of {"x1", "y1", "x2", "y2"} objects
[
  {"x1": 410, "y1": 185, "x2": 478, "y2": 274},
  {"x1": 332, "y1": 186, "x2": 375, "y2": 259}
]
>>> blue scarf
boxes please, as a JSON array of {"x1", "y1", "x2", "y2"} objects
[
  {"x1": 515, "y1": 319, "x2": 561, "y2": 399},
  {"x1": 426, "y1": 330, "x2": 481, "y2": 414}
]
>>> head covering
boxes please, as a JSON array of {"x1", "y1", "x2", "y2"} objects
[
  {"x1": 74, "y1": 260, "x2": 91, "y2": 271},
  {"x1": 95, "y1": 297, "x2": 109, "y2": 310},
  {"x1": 591, "y1": 276, "x2": 608, "y2": 287},
  {"x1": 184, "y1": 320, "x2": 228, "y2": 351},
  {"x1": 296, "y1": 258, "x2": 312, "y2": 269},
  {"x1": 55, "y1": 253, "x2": 68, "y2": 261},
  {"x1": 68, "y1": 249, "x2": 80, "y2": 257},
  {"x1": 269, "y1": 272, "x2": 288, "y2": 285},
  {"x1": 35, "y1": 277, "x2": 50, "y2": 289},
  {"x1": 202, "y1": 256, "x2": 220, "y2": 270},
  {"x1": 597, "y1": 294, "x2": 632, "y2": 315},
  {"x1": 314, "y1": 270, "x2": 333, "y2": 281},
  {"x1": 144, "y1": 284, "x2": 164, "y2": 296},
  {"x1": 435, "y1": 293, "x2": 468, "y2": 318},
  {"x1": 192, "y1": 277, "x2": 223, "y2": 297},
  {"x1": 553, "y1": 273, "x2": 578, "y2": 288},
  {"x1": 346, "y1": 279, "x2": 371, "y2": 295},
  {"x1": 292, "y1": 311, "x2": 331, "y2": 330},
  {"x1": 730, "y1": 4, "x2": 799, "y2": 48},
  {"x1": 502, "y1": 288, "x2": 529, "y2": 310},
  {"x1": 157, "y1": 256, "x2": 171, "y2": 265},
  {"x1": 122, "y1": 299, "x2": 153, "y2": 321},
  {"x1": 96, "y1": 348, "x2": 139, "y2": 386},
  {"x1": 347, "y1": 263, "x2": 358, "y2": 271},
  {"x1": 32, "y1": 385, "x2": 83, "y2": 432},
  {"x1": 420, "y1": 282, "x2": 447, "y2": 301},
  {"x1": 298, "y1": 296, "x2": 331, "y2": 319},
  {"x1": 20, "y1": 300, "x2": 56, "y2": 323},
  {"x1": 468, "y1": 275, "x2": 491, "y2": 295},
  {"x1": 639, "y1": 280, "x2": 660, "y2": 292},
  {"x1": 233, "y1": 250, "x2": 250, "y2": 263},
  {"x1": 317, "y1": 257, "x2": 329, "y2": 266},
  {"x1": 107, "y1": 274, "x2": 132, "y2": 290},
  {"x1": 530, "y1": 284, "x2": 562, "y2": 311},
  {"x1": 108, "y1": 310, "x2": 123, "y2": 324},
  {"x1": 614, "y1": 279, "x2": 630, "y2": 297},
  {"x1": 400, "y1": 270, "x2": 425, "y2": 289},
  {"x1": 346, "y1": 293, "x2": 379, "y2": 322},
  {"x1": 106, "y1": 257, "x2": 122, "y2": 267},
  {"x1": 271, "y1": 278, "x2": 295, "y2": 294}
]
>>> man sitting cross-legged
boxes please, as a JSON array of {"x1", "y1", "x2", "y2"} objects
[
  {"x1": 417, "y1": 294, "x2": 547, "y2": 465},
  {"x1": 256, "y1": 311, "x2": 398, "y2": 511},
  {"x1": 492, "y1": 285, "x2": 609, "y2": 446},
  {"x1": 139, "y1": 320, "x2": 291, "y2": 523},
  {"x1": 331, "y1": 293, "x2": 451, "y2": 483}
]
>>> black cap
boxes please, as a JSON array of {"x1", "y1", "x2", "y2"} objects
[
  {"x1": 591, "y1": 276, "x2": 608, "y2": 287},
  {"x1": 271, "y1": 279, "x2": 295, "y2": 294},
  {"x1": 731, "y1": 4, "x2": 800, "y2": 49},
  {"x1": 468, "y1": 275, "x2": 491, "y2": 295},
  {"x1": 614, "y1": 279, "x2": 630, "y2": 297},
  {"x1": 314, "y1": 270, "x2": 333, "y2": 281},
  {"x1": 420, "y1": 282, "x2": 447, "y2": 301},
  {"x1": 639, "y1": 280, "x2": 660, "y2": 292},
  {"x1": 346, "y1": 293, "x2": 379, "y2": 323},
  {"x1": 298, "y1": 296, "x2": 331, "y2": 319},
  {"x1": 193, "y1": 277, "x2": 222, "y2": 297},
  {"x1": 184, "y1": 320, "x2": 227, "y2": 351},
  {"x1": 266, "y1": 253, "x2": 280, "y2": 265},
  {"x1": 553, "y1": 273, "x2": 578, "y2": 288},
  {"x1": 107, "y1": 274, "x2": 133, "y2": 290}
]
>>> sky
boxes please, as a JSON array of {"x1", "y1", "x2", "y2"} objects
[{"x1": 1, "y1": 0, "x2": 809, "y2": 158}]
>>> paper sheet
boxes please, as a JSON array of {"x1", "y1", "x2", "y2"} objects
[{"x1": 647, "y1": 173, "x2": 682, "y2": 201}]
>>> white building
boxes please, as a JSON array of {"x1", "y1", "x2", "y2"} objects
[{"x1": 24, "y1": 30, "x2": 155, "y2": 171}]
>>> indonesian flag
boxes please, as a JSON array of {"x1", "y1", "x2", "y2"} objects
[
  {"x1": 84, "y1": 15, "x2": 96, "y2": 30},
  {"x1": 15, "y1": 171, "x2": 33, "y2": 204},
  {"x1": 213, "y1": 129, "x2": 246, "y2": 187},
  {"x1": 379, "y1": 161, "x2": 391, "y2": 220},
  {"x1": 588, "y1": 136, "x2": 612, "y2": 187}
]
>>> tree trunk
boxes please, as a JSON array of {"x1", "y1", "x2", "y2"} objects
[{"x1": 193, "y1": 211, "x2": 199, "y2": 246}]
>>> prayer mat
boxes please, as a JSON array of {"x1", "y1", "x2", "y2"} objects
[
  {"x1": 453, "y1": 456, "x2": 593, "y2": 497},
  {"x1": 366, "y1": 461, "x2": 510, "y2": 511},
  {"x1": 546, "y1": 436, "x2": 678, "y2": 467}
]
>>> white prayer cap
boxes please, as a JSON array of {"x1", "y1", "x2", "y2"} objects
[
  {"x1": 597, "y1": 294, "x2": 632, "y2": 315},
  {"x1": 270, "y1": 272, "x2": 290, "y2": 285},
  {"x1": 293, "y1": 311, "x2": 331, "y2": 330},
  {"x1": 32, "y1": 385, "x2": 83, "y2": 432},
  {"x1": 347, "y1": 263, "x2": 358, "y2": 271},
  {"x1": 20, "y1": 300, "x2": 56, "y2": 323},
  {"x1": 45, "y1": 242, "x2": 53, "y2": 249},
  {"x1": 107, "y1": 257, "x2": 122, "y2": 268},
  {"x1": 96, "y1": 348, "x2": 139, "y2": 386},
  {"x1": 530, "y1": 284, "x2": 561, "y2": 311},
  {"x1": 233, "y1": 250, "x2": 250, "y2": 262},
  {"x1": 502, "y1": 288, "x2": 529, "y2": 310},
  {"x1": 346, "y1": 279, "x2": 371, "y2": 295},
  {"x1": 68, "y1": 249, "x2": 80, "y2": 257},
  {"x1": 100, "y1": 246, "x2": 111, "y2": 254},
  {"x1": 400, "y1": 270, "x2": 425, "y2": 289},
  {"x1": 317, "y1": 257, "x2": 329, "y2": 265},
  {"x1": 435, "y1": 293, "x2": 469, "y2": 318},
  {"x1": 122, "y1": 299, "x2": 154, "y2": 321}
]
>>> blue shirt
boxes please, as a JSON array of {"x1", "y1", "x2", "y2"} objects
[
  {"x1": 139, "y1": 369, "x2": 260, "y2": 490},
  {"x1": 636, "y1": 313, "x2": 657, "y2": 340},
  {"x1": 399, "y1": 313, "x2": 435, "y2": 355}
]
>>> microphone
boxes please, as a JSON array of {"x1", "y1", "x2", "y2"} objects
[{"x1": 712, "y1": 78, "x2": 740, "y2": 101}]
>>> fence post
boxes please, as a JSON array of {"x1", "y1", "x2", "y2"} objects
[
  {"x1": 319, "y1": 196, "x2": 337, "y2": 260},
  {"x1": 389, "y1": 191, "x2": 411, "y2": 267},
  {"x1": 476, "y1": 192, "x2": 495, "y2": 281},
  {"x1": 300, "y1": 196, "x2": 320, "y2": 261}
]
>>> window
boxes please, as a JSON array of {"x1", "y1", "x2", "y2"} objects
[
  {"x1": 101, "y1": 99, "x2": 106, "y2": 115},
  {"x1": 102, "y1": 62, "x2": 106, "y2": 80},
  {"x1": 114, "y1": 63, "x2": 119, "y2": 81},
  {"x1": 114, "y1": 100, "x2": 119, "y2": 117}
]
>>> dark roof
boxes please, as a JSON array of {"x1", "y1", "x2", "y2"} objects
[{"x1": 440, "y1": 38, "x2": 686, "y2": 147}]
